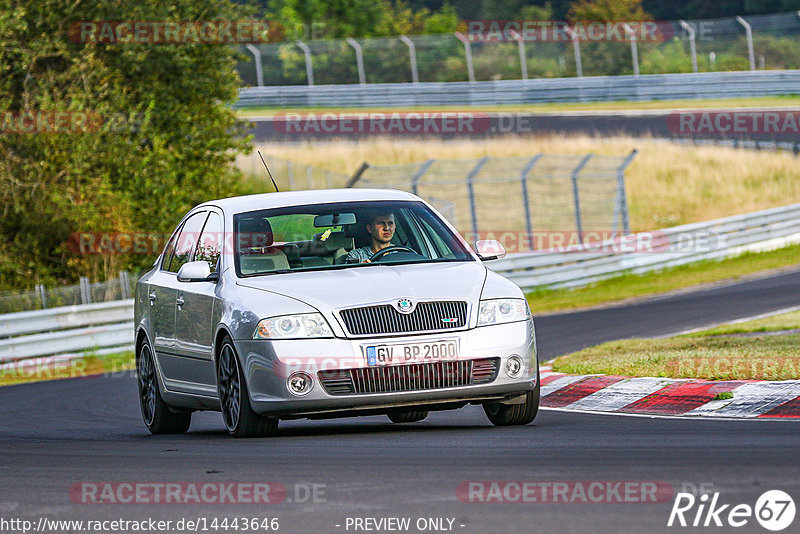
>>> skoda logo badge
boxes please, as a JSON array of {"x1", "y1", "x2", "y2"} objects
[{"x1": 397, "y1": 298, "x2": 414, "y2": 313}]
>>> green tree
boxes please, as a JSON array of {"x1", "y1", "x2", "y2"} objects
[{"x1": 0, "y1": 0, "x2": 254, "y2": 289}]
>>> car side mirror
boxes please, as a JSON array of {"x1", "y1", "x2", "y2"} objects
[
  {"x1": 177, "y1": 261, "x2": 216, "y2": 282},
  {"x1": 475, "y1": 240, "x2": 506, "y2": 261}
]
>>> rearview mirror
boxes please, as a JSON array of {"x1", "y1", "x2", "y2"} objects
[
  {"x1": 475, "y1": 240, "x2": 506, "y2": 260},
  {"x1": 314, "y1": 213, "x2": 356, "y2": 227},
  {"x1": 177, "y1": 261, "x2": 216, "y2": 282}
]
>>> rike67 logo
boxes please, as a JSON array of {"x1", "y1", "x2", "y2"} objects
[{"x1": 668, "y1": 489, "x2": 795, "y2": 531}]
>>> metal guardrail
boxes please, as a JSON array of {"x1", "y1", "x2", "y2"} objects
[
  {"x1": 488, "y1": 202, "x2": 800, "y2": 289},
  {"x1": 0, "y1": 271, "x2": 136, "y2": 314},
  {"x1": 0, "y1": 300, "x2": 134, "y2": 363},
  {"x1": 236, "y1": 70, "x2": 800, "y2": 108}
]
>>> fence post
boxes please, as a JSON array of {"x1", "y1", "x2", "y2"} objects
[
  {"x1": 466, "y1": 157, "x2": 489, "y2": 239},
  {"x1": 410, "y1": 159, "x2": 435, "y2": 196},
  {"x1": 306, "y1": 166, "x2": 313, "y2": 189},
  {"x1": 399, "y1": 36, "x2": 419, "y2": 83},
  {"x1": 36, "y1": 283, "x2": 47, "y2": 309},
  {"x1": 515, "y1": 32, "x2": 528, "y2": 80},
  {"x1": 287, "y1": 161, "x2": 295, "y2": 190},
  {"x1": 346, "y1": 38, "x2": 366, "y2": 84},
  {"x1": 295, "y1": 40, "x2": 315, "y2": 86},
  {"x1": 571, "y1": 154, "x2": 593, "y2": 244},
  {"x1": 119, "y1": 271, "x2": 130, "y2": 300},
  {"x1": 736, "y1": 16, "x2": 756, "y2": 71},
  {"x1": 454, "y1": 32, "x2": 475, "y2": 82},
  {"x1": 613, "y1": 149, "x2": 637, "y2": 237},
  {"x1": 79, "y1": 276, "x2": 92, "y2": 304},
  {"x1": 565, "y1": 26, "x2": 582, "y2": 77},
  {"x1": 244, "y1": 44, "x2": 264, "y2": 87},
  {"x1": 679, "y1": 20, "x2": 698, "y2": 73},
  {"x1": 622, "y1": 24, "x2": 639, "y2": 76},
  {"x1": 325, "y1": 170, "x2": 332, "y2": 188},
  {"x1": 345, "y1": 162, "x2": 370, "y2": 188},
  {"x1": 520, "y1": 154, "x2": 542, "y2": 251}
]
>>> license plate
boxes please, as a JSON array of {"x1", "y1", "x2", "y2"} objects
[{"x1": 365, "y1": 339, "x2": 459, "y2": 366}]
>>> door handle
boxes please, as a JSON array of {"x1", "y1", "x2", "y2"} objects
[
  {"x1": 148, "y1": 291, "x2": 156, "y2": 302},
  {"x1": 176, "y1": 296, "x2": 185, "y2": 306}
]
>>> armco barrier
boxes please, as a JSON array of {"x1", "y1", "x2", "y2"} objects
[
  {"x1": 488, "y1": 202, "x2": 800, "y2": 289},
  {"x1": 236, "y1": 70, "x2": 800, "y2": 109},
  {"x1": 0, "y1": 300, "x2": 134, "y2": 363}
]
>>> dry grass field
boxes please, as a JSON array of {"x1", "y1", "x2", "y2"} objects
[{"x1": 239, "y1": 136, "x2": 800, "y2": 232}]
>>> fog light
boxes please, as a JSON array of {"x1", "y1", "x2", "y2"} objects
[
  {"x1": 505, "y1": 355, "x2": 524, "y2": 378},
  {"x1": 287, "y1": 372, "x2": 313, "y2": 396}
]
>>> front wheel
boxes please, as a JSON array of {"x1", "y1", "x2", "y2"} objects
[
  {"x1": 137, "y1": 339, "x2": 191, "y2": 434},
  {"x1": 217, "y1": 337, "x2": 278, "y2": 438},
  {"x1": 387, "y1": 409, "x2": 428, "y2": 423},
  {"x1": 483, "y1": 386, "x2": 540, "y2": 427}
]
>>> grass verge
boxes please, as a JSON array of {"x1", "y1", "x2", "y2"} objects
[
  {"x1": 525, "y1": 243, "x2": 800, "y2": 314},
  {"x1": 0, "y1": 350, "x2": 134, "y2": 387},
  {"x1": 551, "y1": 310, "x2": 800, "y2": 380},
  {"x1": 236, "y1": 95, "x2": 800, "y2": 117}
]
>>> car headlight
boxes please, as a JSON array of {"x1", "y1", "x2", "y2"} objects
[
  {"x1": 477, "y1": 298, "x2": 530, "y2": 326},
  {"x1": 253, "y1": 313, "x2": 333, "y2": 339}
]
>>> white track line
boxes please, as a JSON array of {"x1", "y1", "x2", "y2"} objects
[{"x1": 655, "y1": 305, "x2": 800, "y2": 338}]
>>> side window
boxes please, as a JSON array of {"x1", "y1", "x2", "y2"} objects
[
  {"x1": 167, "y1": 211, "x2": 208, "y2": 273},
  {"x1": 195, "y1": 212, "x2": 222, "y2": 272},
  {"x1": 160, "y1": 223, "x2": 184, "y2": 270}
]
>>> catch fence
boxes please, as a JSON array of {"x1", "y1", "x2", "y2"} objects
[
  {"x1": 237, "y1": 12, "x2": 800, "y2": 87},
  {"x1": 350, "y1": 152, "x2": 636, "y2": 245}
]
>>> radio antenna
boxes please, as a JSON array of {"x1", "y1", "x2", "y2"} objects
[{"x1": 257, "y1": 151, "x2": 280, "y2": 192}]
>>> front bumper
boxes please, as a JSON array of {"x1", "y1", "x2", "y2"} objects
[{"x1": 234, "y1": 319, "x2": 537, "y2": 417}]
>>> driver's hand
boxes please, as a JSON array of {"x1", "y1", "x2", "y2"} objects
[{"x1": 363, "y1": 259, "x2": 371, "y2": 263}]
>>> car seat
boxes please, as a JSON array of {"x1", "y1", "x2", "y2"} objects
[{"x1": 237, "y1": 217, "x2": 289, "y2": 274}]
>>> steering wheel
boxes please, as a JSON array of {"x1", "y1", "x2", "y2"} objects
[{"x1": 370, "y1": 246, "x2": 419, "y2": 262}]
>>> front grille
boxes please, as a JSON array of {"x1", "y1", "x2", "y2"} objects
[
  {"x1": 339, "y1": 301, "x2": 468, "y2": 336},
  {"x1": 318, "y1": 358, "x2": 499, "y2": 396}
]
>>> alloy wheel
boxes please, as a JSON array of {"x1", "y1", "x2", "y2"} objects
[{"x1": 218, "y1": 343, "x2": 241, "y2": 431}]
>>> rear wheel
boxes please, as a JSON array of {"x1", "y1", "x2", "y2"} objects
[
  {"x1": 137, "y1": 339, "x2": 191, "y2": 434},
  {"x1": 217, "y1": 337, "x2": 278, "y2": 438},
  {"x1": 387, "y1": 409, "x2": 429, "y2": 423}
]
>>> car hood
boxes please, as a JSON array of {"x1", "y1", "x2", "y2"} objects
[{"x1": 236, "y1": 262, "x2": 488, "y2": 313}]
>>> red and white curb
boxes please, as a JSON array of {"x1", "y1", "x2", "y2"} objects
[{"x1": 539, "y1": 368, "x2": 800, "y2": 419}]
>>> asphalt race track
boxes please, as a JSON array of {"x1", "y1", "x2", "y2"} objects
[{"x1": 1, "y1": 269, "x2": 799, "y2": 534}]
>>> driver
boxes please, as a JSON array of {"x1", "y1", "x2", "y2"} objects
[{"x1": 344, "y1": 211, "x2": 396, "y2": 263}]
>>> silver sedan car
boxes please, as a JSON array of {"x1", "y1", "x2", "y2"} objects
[{"x1": 135, "y1": 189, "x2": 539, "y2": 437}]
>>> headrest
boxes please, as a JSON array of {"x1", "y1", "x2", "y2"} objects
[
  {"x1": 238, "y1": 217, "x2": 273, "y2": 248},
  {"x1": 314, "y1": 231, "x2": 354, "y2": 252}
]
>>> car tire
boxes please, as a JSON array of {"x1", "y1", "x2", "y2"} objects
[
  {"x1": 137, "y1": 339, "x2": 192, "y2": 434},
  {"x1": 483, "y1": 369, "x2": 540, "y2": 427},
  {"x1": 387, "y1": 409, "x2": 429, "y2": 423},
  {"x1": 217, "y1": 336, "x2": 278, "y2": 438}
]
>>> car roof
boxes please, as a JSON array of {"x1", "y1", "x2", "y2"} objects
[{"x1": 196, "y1": 189, "x2": 421, "y2": 214}]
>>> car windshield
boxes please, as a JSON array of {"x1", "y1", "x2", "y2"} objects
[{"x1": 233, "y1": 200, "x2": 473, "y2": 276}]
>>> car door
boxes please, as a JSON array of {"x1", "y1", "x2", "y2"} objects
[
  {"x1": 151, "y1": 210, "x2": 208, "y2": 393},
  {"x1": 173, "y1": 209, "x2": 223, "y2": 395},
  {"x1": 148, "y1": 221, "x2": 184, "y2": 360}
]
